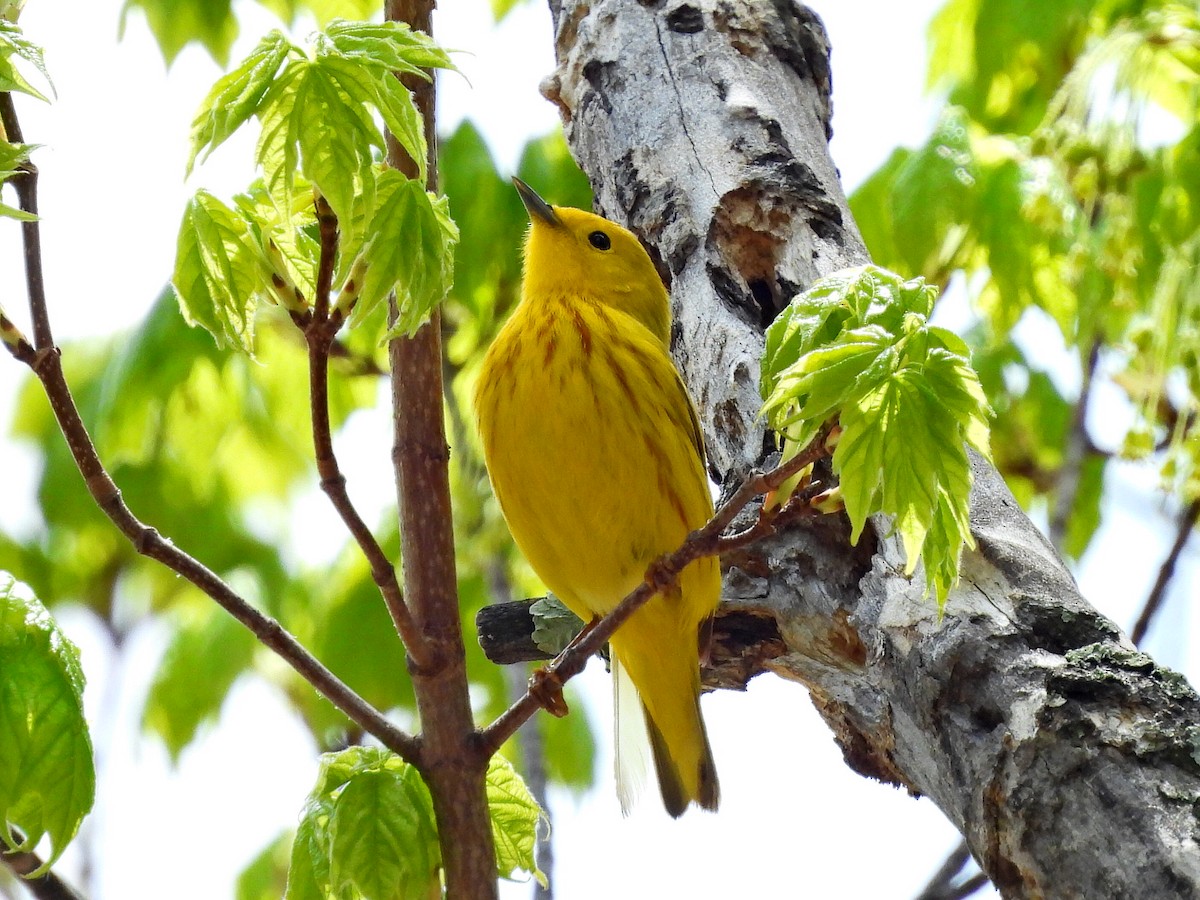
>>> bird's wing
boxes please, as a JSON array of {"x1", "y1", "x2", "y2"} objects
[{"x1": 671, "y1": 368, "x2": 708, "y2": 471}]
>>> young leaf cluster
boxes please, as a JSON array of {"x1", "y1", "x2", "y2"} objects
[
  {"x1": 286, "y1": 747, "x2": 543, "y2": 900},
  {"x1": 486, "y1": 755, "x2": 547, "y2": 889},
  {"x1": 0, "y1": 573, "x2": 94, "y2": 873},
  {"x1": 0, "y1": 19, "x2": 52, "y2": 102},
  {"x1": 121, "y1": 0, "x2": 388, "y2": 67},
  {"x1": 761, "y1": 266, "x2": 992, "y2": 605},
  {"x1": 174, "y1": 21, "x2": 458, "y2": 352}
]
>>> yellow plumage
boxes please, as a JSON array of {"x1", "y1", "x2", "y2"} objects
[{"x1": 474, "y1": 179, "x2": 720, "y2": 816}]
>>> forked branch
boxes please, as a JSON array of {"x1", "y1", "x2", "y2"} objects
[
  {"x1": 0, "y1": 91, "x2": 419, "y2": 764},
  {"x1": 302, "y1": 192, "x2": 431, "y2": 671}
]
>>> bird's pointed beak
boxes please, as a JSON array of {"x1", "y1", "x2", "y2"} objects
[{"x1": 512, "y1": 177, "x2": 562, "y2": 228}]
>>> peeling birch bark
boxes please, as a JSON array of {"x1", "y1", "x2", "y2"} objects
[{"x1": 537, "y1": 1, "x2": 1200, "y2": 896}]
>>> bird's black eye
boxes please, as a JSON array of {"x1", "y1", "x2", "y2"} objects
[{"x1": 588, "y1": 230, "x2": 612, "y2": 251}]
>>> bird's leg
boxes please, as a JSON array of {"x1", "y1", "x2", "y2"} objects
[
  {"x1": 527, "y1": 667, "x2": 571, "y2": 717},
  {"x1": 528, "y1": 616, "x2": 601, "y2": 718},
  {"x1": 643, "y1": 554, "x2": 681, "y2": 596}
]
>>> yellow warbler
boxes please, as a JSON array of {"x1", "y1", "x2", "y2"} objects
[{"x1": 474, "y1": 178, "x2": 720, "y2": 816}]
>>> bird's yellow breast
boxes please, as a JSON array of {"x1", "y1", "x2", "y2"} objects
[{"x1": 474, "y1": 289, "x2": 717, "y2": 620}]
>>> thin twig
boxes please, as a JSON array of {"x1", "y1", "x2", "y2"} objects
[
  {"x1": 304, "y1": 183, "x2": 429, "y2": 667},
  {"x1": 1, "y1": 830, "x2": 86, "y2": 900},
  {"x1": 914, "y1": 841, "x2": 971, "y2": 900},
  {"x1": 306, "y1": 323, "x2": 431, "y2": 670},
  {"x1": 0, "y1": 94, "x2": 419, "y2": 765},
  {"x1": 1049, "y1": 339, "x2": 1101, "y2": 550},
  {"x1": 1130, "y1": 498, "x2": 1200, "y2": 646},
  {"x1": 915, "y1": 863, "x2": 990, "y2": 900},
  {"x1": 478, "y1": 424, "x2": 833, "y2": 758},
  {"x1": 0, "y1": 93, "x2": 52, "y2": 350},
  {"x1": 949, "y1": 875, "x2": 991, "y2": 899},
  {"x1": 913, "y1": 841, "x2": 978, "y2": 900}
]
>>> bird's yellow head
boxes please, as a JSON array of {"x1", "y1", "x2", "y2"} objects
[{"x1": 513, "y1": 177, "x2": 671, "y2": 347}]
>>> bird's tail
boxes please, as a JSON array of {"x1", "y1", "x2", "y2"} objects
[{"x1": 612, "y1": 606, "x2": 719, "y2": 817}]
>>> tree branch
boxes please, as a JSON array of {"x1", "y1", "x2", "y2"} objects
[
  {"x1": 1130, "y1": 497, "x2": 1200, "y2": 646},
  {"x1": 914, "y1": 841, "x2": 990, "y2": 900},
  {"x1": 1, "y1": 832, "x2": 85, "y2": 900},
  {"x1": 302, "y1": 190, "x2": 431, "y2": 671},
  {"x1": 306, "y1": 325, "x2": 433, "y2": 672},
  {"x1": 0, "y1": 92, "x2": 52, "y2": 351},
  {"x1": 914, "y1": 842, "x2": 973, "y2": 900},
  {"x1": 0, "y1": 91, "x2": 419, "y2": 764},
  {"x1": 924, "y1": 503, "x2": 1200, "y2": 900},
  {"x1": 924, "y1": 343, "x2": 1108, "y2": 900},
  {"x1": 1049, "y1": 339, "x2": 1101, "y2": 549}
]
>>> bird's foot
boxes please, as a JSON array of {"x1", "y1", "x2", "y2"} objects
[
  {"x1": 528, "y1": 667, "x2": 570, "y2": 717},
  {"x1": 643, "y1": 554, "x2": 679, "y2": 595}
]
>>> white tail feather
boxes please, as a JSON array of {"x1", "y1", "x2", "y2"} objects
[{"x1": 613, "y1": 657, "x2": 650, "y2": 815}]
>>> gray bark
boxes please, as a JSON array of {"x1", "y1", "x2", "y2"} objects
[{"x1": 541, "y1": 1, "x2": 1200, "y2": 896}]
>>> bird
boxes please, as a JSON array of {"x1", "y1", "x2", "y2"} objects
[{"x1": 474, "y1": 177, "x2": 720, "y2": 817}]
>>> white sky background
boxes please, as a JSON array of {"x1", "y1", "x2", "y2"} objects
[{"x1": 0, "y1": 0, "x2": 1196, "y2": 898}]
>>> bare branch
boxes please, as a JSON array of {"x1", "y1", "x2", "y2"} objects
[
  {"x1": 0, "y1": 94, "x2": 51, "y2": 351},
  {"x1": 303, "y1": 197, "x2": 432, "y2": 671},
  {"x1": 919, "y1": 489, "x2": 1200, "y2": 900},
  {"x1": 307, "y1": 331, "x2": 431, "y2": 669},
  {"x1": 1, "y1": 832, "x2": 85, "y2": 900},
  {"x1": 924, "y1": 439, "x2": 1198, "y2": 900},
  {"x1": 1049, "y1": 339, "x2": 1101, "y2": 549},
  {"x1": 1130, "y1": 497, "x2": 1200, "y2": 646},
  {"x1": 913, "y1": 841, "x2": 987, "y2": 900}
]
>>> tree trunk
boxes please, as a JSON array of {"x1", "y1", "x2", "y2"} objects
[
  {"x1": 385, "y1": 2, "x2": 498, "y2": 896},
  {"x1": 543, "y1": 1, "x2": 1200, "y2": 896}
]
